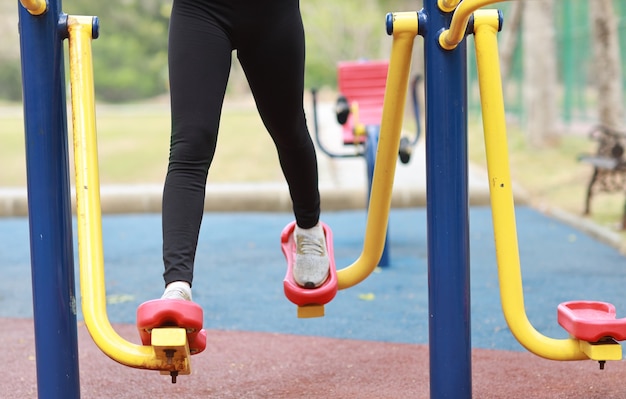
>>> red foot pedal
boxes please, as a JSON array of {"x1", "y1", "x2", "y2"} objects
[
  {"x1": 137, "y1": 299, "x2": 207, "y2": 354},
  {"x1": 281, "y1": 221, "x2": 338, "y2": 307},
  {"x1": 558, "y1": 300, "x2": 626, "y2": 342}
]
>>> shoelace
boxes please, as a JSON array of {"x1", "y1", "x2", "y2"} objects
[
  {"x1": 162, "y1": 287, "x2": 191, "y2": 301},
  {"x1": 296, "y1": 235, "x2": 326, "y2": 256}
]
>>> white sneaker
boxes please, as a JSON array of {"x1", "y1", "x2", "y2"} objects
[
  {"x1": 161, "y1": 281, "x2": 192, "y2": 301},
  {"x1": 293, "y1": 223, "x2": 330, "y2": 289}
]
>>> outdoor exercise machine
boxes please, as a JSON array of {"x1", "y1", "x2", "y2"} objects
[
  {"x1": 17, "y1": 0, "x2": 626, "y2": 398},
  {"x1": 297, "y1": 0, "x2": 626, "y2": 396},
  {"x1": 469, "y1": 2, "x2": 626, "y2": 369},
  {"x1": 67, "y1": 12, "x2": 208, "y2": 384},
  {"x1": 435, "y1": 0, "x2": 626, "y2": 395},
  {"x1": 18, "y1": 0, "x2": 206, "y2": 393},
  {"x1": 309, "y1": 60, "x2": 423, "y2": 266},
  {"x1": 316, "y1": 61, "x2": 422, "y2": 165}
]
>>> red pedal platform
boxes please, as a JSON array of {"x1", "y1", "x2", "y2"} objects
[
  {"x1": 136, "y1": 299, "x2": 207, "y2": 354},
  {"x1": 281, "y1": 221, "x2": 338, "y2": 307},
  {"x1": 558, "y1": 300, "x2": 626, "y2": 342}
]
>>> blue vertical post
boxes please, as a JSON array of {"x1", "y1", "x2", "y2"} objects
[
  {"x1": 422, "y1": 0, "x2": 472, "y2": 397},
  {"x1": 364, "y1": 125, "x2": 390, "y2": 267},
  {"x1": 18, "y1": 1, "x2": 81, "y2": 398}
]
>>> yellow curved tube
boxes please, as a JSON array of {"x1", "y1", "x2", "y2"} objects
[
  {"x1": 20, "y1": 0, "x2": 47, "y2": 15},
  {"x1": 440, "y1": 0, "x2": 510, "y2": 50},
  {"x1": 337, "y1": 12, "x2": 418, "y2": 290},
  {"x1": 473, "y1": 11, "x2": 587, "y2": 360},
  {"x1": 67, "y1": 16, "x2": 168, "y2": 370}
]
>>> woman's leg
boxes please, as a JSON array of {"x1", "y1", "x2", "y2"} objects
[
  {"x1": 162, "y1": 0, "x2": 233, "y2": 288},
  {"x1": 236, "y1": 2, "x2": 328, "y2": 287},
  {"x1": 235, "y1": 2, "x2": 320, "y2": 229}
]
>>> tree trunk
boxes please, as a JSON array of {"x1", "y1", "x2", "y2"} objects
[
  {"x1": 590, "y1": 0, "x2": 624, "y2": 130},
  {"x1": 522, "y1": 0, "x2": 559, "y2": 147},
  {"x1": 500, "y1": 1, "x2": 523, "y2": 82}
]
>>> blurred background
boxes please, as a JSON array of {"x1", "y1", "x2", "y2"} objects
[
  {"x1": 2, "y1": 1, "x2": 623, "y2": 120},
  {"x1": 2, "y1": 0, "x2": 626, "y2": 233}
]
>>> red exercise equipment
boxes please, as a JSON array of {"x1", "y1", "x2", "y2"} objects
[
  {"x1": 558, "y1": 300, "x2": 626, "y2": 342},
  {"x1": 137, "y1": 299, "x2": 207, "y2": 354},
  {"x1": 281, "y1": 221, "x2": 338, "y2": 311},
  {"x1": 336, "y1": 60, "x2": 389, "y2": 145}
]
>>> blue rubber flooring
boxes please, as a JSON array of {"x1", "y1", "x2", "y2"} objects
[{"x1": 1, "y1": 206, "x2": 625, "y2": 352}]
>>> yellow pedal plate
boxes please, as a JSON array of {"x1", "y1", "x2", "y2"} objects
[
  {"x1": 297, "y1": 304, "x2": 325, "y2": 318},
  {"x1": 579, "y1": 338, "x2": 622, "y2": 362},
  {"x1": 151, "y1": 327, "x2": 192, "y2": 379}
]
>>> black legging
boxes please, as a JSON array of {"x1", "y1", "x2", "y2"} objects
[{"x1": 162, "y1": 0, "x2": 320, "y2": 286}]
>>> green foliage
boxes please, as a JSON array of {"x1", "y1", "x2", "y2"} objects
[
  {"x1": 91, "y1": 33, "x2": 167, "y2": 102},
  {"x1": 0, "y1": 58, "x2": 22, "y2": 101},
  {"x1": 64, "y1": 0, "x2": 170, "y2": 102},
  {"x1": 302, "y1": 0, "x2": 392, "y2": 89},
  {"x1": 7, "y1": 0, "x2": 401, "y2": 102}
]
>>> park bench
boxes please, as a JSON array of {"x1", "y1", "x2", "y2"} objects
[{"x1": 579, "y1": 125, "x2": 626, "y2": 229}]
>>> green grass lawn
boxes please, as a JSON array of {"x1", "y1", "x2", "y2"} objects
[
  {"x1": 0, "y1": 109, "x2": 28, "y2": 186},
  {"x1": 89, "y1": 102, "x2": 284, "y2": 184},
  {"x1": 0, "y1": 98, "x2": 282, "y2": 186},
  {"x1": 468, "y1": 116, "x2": 626, "y2": 243}
]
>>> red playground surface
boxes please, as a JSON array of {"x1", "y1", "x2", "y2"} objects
[{"x1": 4, "y1": 318, "x2": 626, "y2": 398}]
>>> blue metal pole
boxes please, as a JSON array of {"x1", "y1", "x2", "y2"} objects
[
  {"x1": 18, "y1": 1, "x2": 81, "y2": 397},
  {"x1": 364, "y1": 125, "x2": 390, "y2": 267},
  {"x1": 421, "y1": 1, "x2": 472, "y2": 397}
]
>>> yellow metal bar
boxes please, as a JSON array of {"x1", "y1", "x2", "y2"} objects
[
  {"x1": 440, "y1": 0, "x2": 510, "y2": 50},
  {"x1": 20, "y1": 0, "x2": 47, "y2": 15},
  {"x1": 351, "y1": 102, "x2": 366, "y2": 137},
  {"x1": 336, "y1": 12, "x2": 418, "y2": 290},
  {"x1": 67, "y1": 15, "x2": 171, "y2": 371},
  {"x1": 473, "y1": 10, "x2": 587, "y2": 361}
]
